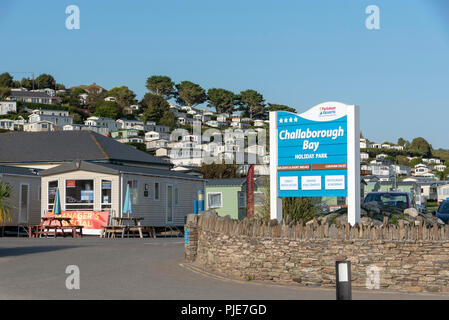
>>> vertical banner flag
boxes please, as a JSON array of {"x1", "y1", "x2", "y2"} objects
[
  {"x1": 246, "y1": 164, "x2": 255, "y2": 218},
  {"x1": 270, "y1": 102, "x2": 360, "y2": 225}
]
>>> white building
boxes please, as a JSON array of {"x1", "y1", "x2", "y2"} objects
[
  {"x1": 376, "y1": 153, "x2": 388, "y2": 160},
  {"x1": 0, "y1": 119, "x2": 15, "y2": 131},
  {"x1": 254, "y1": 119, "x2": 265, "y2": 127},
  {"x1": 28, "y1": 109, "x2": 73, "y2": 128},
  {"x1": 413, "y1": 164, "x2": 434, "y2": 177},
  {"x1": 85, "y1": 116, "x2": 121, "y2": 133},
  {"x1": 116, "y1": 119, "x2": 144, "y2": 129},
  {"x1": 63, "y1": 124, "x2": 109, "y2": 136},
  {"x1": 360, "y1": 152, "x2": 369, "y2": 160},
  {"x1": 367, "y1": 164, "x2": 393, "y2": 177},
  {"x1": 392, "y1": 165, "x2": 411, "y2": 176},
  {"x1": 0, "y1": 101, "x2": 17, "y2": 115},
  {"x1": 437, "y1": 184, "x2": 449, "y2": 203},
  {"x1": 145, "y1": 131, "x2": 170, "y2": 142},
  {"x1": 434, "y1": 164, "x2": 447, "y2": 172},
  {"x1": 23, "y1": 120, "x2": 55, "y2": 132}
]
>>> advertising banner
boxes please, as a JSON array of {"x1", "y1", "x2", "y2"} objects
[
  {"x1": 276, "y1": 105, "x2": 348, "y2": 197},
  {"x1": 270, "y1": 101, "x2": 360, "y2": 225},
  {"x1": 45, "y1": 211, "x2": 110, "y2": 234}
]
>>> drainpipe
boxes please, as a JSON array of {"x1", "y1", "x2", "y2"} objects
[{"x1": 120, "y1": 173, "x2": 123, "y2": 218}]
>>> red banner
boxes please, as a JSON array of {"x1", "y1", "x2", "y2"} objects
[
  {"x1": 246, "y1": 165, "x2": 255, "y2": 218},
  {"x1": 45, "y1": 211, "x2": 109, "y2": 230}
]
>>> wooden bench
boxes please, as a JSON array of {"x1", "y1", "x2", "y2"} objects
[
  {"x1": 100, "y1": 225, "x2": 126, "y2": 238},
  {"x1": 29, "y1": 224, "x2": 84, "y2": 238},
  {"x1": 60, "y1": 225, "x2": 84, "y2": 238},
  {"x1": 143, "y1": 226, "x2": 156, "y2": 238}
]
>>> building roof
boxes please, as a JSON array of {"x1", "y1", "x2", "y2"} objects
[
  {"x1": 10, "y1": 91, "x2": 53, "y2": 99},
  {"x1": 70, "y1": 83, "x2": 106, "y2": 92},
  {"x1": 0, "y1": 165, "x2": 41, "y2": 176},
  {"x1": 0, "y1": 131, "x2": 170, "y2": 167},
  {"x1": 206, "y1": 178, "x2": 246, "y2": 187},
  {"x1": 40, "y1": 160, "x2": 203, "y2": 181}
]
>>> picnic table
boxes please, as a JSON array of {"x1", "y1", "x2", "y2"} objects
[
  {"x1": 100, "y1": 217, "x2": 155, "y2": 239},
  {"x1": 28, "y1": 217, "x2": 84, "y2": 238}
]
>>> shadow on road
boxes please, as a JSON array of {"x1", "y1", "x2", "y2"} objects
[{"x1": 0, "y1": 246, "x2": 80, "y2": 257}]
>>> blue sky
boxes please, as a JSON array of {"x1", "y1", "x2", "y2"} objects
[{"x1": 1, "y1": 0, "x2": 449, "y2": 148}]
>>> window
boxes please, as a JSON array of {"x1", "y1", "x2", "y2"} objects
[
  {"x1": 101, "y1": 180, "x2": 112, "y2": 210},
  {"x1": 65, "y1": 179, "x2": 94, "y2": 210},
  {"x1": 154, "y1": 182, "x2": 160, "y2": 200},
  {"x1": 238, "y1": 191, "x2": 246, "y2": 208},
  {"x1": 48, "y1": 180, "x2": 58, "y2": 211},
  {"x1": 208, "y1": 192, "x2": 222, "y2": 208}
]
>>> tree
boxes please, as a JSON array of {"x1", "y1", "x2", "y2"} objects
[
  {"x1": 175, "y1": 81, "x2": 207, "y2": 107},
  {"x1": 159, "y1": 110, "x2": 178, "y2": 130},
  {"x1": 0, "y1": 73, "x2": 13, "y2": 88},
  {"x1": 0, "y1": 181, "x2": 12, "y2": 224},
  {"x1": 87, "y1": 90, "x2": 106, "y2": 111},
  {"x1": 35, "y1": 73, "x2": 56, "y2": 89},
  {"x1": 410, "y1": 157, "x2": 423, "y2": 168},
  {"x1": 207, "y1": 88, "x2": 237, "y2": 114},
  {"x1": 20, "y1": 77, "x2": 33, "y2": 90},
  {"x1": 397, "y1": 137, "x2": 409, "y2": 147},
  {"x1": 198, "y1": 163, "x2": 242, "y2": 179},
  {"x1": 125, "y1": 142, "x2": 147, "y2": 152},
  {"x1": 442, "y1": 167, "x2": 449, "y2": 180},
  {"x1": 238, "y1": 89, "x2": 265, "y2": 119},
  {"x1": 141, "y1": 93, "x2": 170, "y2": 123},
  {"x1": 70, "y1": 112, "x2": 83, "y2": 124},
  {"x1": 267, "y1": 103, "x2": 296, "y2": 113},
  {"x1": 0, "y1": 87, "x2": 11, "y2": 100},
  {"x1": 107, "y1": 86, "x2": 136, "y2": 109},
  {"x1": 396, "y1": 155, "x2": 410, "y2": 166},
  {"x1": 94, "y1": 101, "x2": 122, "y2": 119},
  {"x1": 409, "y1": 137, "x2": 432, "y2": 157},
  {"x1": 146, "y1": 75, "x2": 175, "y2": 99},
  {"x1": 55, "y1": 83, "x2": 66, "y2": 90}
]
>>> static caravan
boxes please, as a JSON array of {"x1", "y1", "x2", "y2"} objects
[
  {"x1": 40, "y1": 161, "x2": 204, "y2": 234},
  {"x1": 0, "y1": 165, "x2": 41, "y2": 229}
]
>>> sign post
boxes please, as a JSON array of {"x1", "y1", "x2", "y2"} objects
[{"x1": 269, "y1": 102, "x2": 360, "y2": 225}]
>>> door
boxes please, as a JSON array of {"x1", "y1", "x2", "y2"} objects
[
  {"x1": 19, "y1": 184, "x2": 29, "y2": 225},
  {"x1": 166, "y1": 185, "x2": 173, "y2": 224}
]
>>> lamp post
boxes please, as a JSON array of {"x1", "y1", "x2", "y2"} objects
[{"x1": 336, "y1": 261, "x2": 352, "y2": 300}]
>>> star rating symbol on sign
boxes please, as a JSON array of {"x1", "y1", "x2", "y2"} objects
[
  {"x1": 279, "y1": 119, "x2": 283, "y2": 123},
  {"x1": 294, "y1": 118, "x2": 298, "y2": 122}
]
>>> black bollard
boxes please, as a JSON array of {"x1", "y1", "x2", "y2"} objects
[{"x1": 336, "y1": 261, "x2": 352, "y2": 300}]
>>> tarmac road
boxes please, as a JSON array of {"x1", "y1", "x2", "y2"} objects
[{"x1": 0, "y1": 237, "x2": 447, "y2": 300}]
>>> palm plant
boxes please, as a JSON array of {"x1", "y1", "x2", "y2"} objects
[{"x1": 0, "y1": 181, "x2": 12, "y2": 225}]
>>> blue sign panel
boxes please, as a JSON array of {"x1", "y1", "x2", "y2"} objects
[
  {"x1": 185, "y1": 228, "x2": 189, "y2": 244},
  {"x1": 276, "y1": 107, "x2": 348, "y2": 198}
]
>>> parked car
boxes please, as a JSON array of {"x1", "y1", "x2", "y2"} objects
[
  {"x1": 363, "y1": 192, "x2": 414, "y2": 210},
  {"x1": 435, "y1": 200, "x2": 449, "y2": 224}
]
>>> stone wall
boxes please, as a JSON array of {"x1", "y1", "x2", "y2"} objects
[{"x1": 185, "y1": 214, "x2": 449, "y2": 293}]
